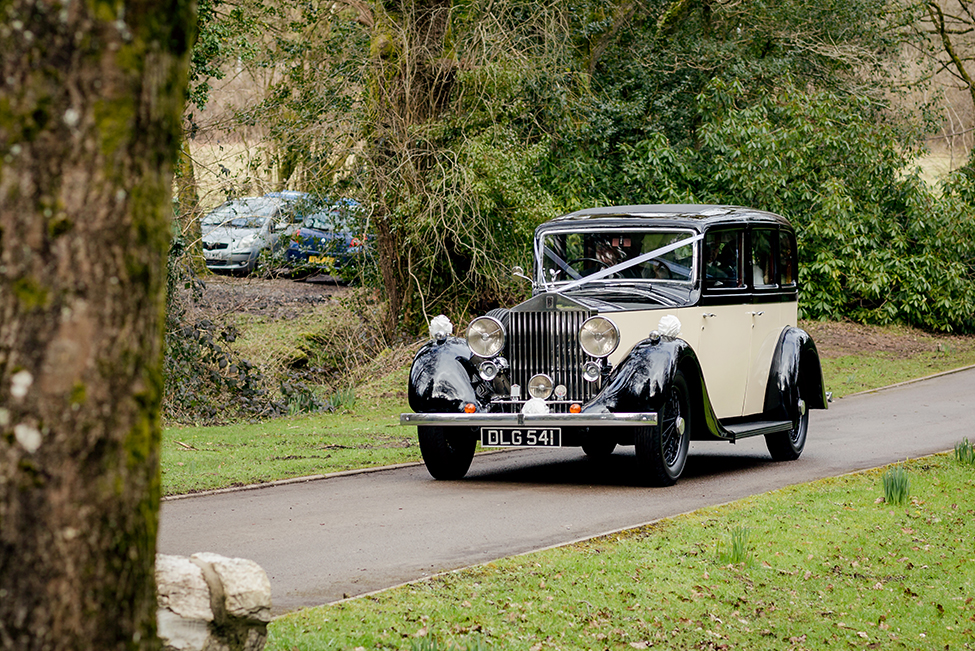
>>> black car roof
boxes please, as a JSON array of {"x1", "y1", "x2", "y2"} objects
[{"x1": 538, "y1": 204, "x2": 792, "y2": 233}]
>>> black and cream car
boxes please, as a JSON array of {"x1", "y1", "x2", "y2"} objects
[{"x1": 401, "y1": 205, "x2": 828, "y2": 486}]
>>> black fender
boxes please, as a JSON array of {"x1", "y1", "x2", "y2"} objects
[
  {"x1": 763, "y1": 326, "x2": 828, "y2": 419},
  {"x1": 407, "y1": 337, "x2": 481, "y2": 414},
  {"x1": 583, "y1": 336, "x2": 727, "y2": 441}
]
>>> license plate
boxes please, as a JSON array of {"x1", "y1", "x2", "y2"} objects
[
  {"x1": 480, "y1": 427, "x2": 561, "y2": 447},
  {"x1": 308, "y1": 255, "x2": 334, "y2": 265}
]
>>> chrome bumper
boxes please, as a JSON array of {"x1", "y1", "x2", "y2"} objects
[{"x1": 400, "y1": 412, "x2": 657, "y2": 427}]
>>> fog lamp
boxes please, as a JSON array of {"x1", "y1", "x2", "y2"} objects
[
  {"x1": 583, "y1": 361, "x2": 602, "y2": 383},
  {"x1": 528, "y1": 374, "x2": 554, "y2": 399},
  {"x1": 479, "y1": 360, "x2": 499, "y2": 381}
]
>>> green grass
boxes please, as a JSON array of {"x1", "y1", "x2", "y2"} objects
[
  {"x1": 162, "y1": 365, "x2": 419, "y2": 495},
  {"x1": 819, "y1": 347, "x2": 975, "y2": 397},
  {"x1": 267, "y1": 453, "x2": 975, "y2": 650},
  {"x1": 162, "y1": 322, "x2": 975, "y2": 496}
]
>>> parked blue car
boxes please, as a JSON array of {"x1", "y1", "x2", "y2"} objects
[{"x1": 283, "y1": 199, "x2": 369, "y2": 278}]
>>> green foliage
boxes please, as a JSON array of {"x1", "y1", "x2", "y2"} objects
[
  {"x1": 164, "y1": 240, "x2": 279, "y2": 423},
  {"x1": 954, "y1": 437, "x2": 975, "y2": 465},
  {"x1": 551, "y1": 77, "x2": 975, "y2": 332},
  {"x1": 163, "y1": 239, "x2": 370, "y2": 424},
  {"x1": 882, "y1": 465, "x2": 911, "y2": 506},
  {"x1": 185, "y1": 0, "x2": 975, "y2": 337}
]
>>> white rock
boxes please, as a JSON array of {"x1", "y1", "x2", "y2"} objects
[{"x1": 191, "y1": 552, "x2": 272, "y2": 623}]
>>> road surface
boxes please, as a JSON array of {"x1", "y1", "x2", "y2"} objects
[{"x1": 158, "y1": 368, "x2": 975, "y2": 615}]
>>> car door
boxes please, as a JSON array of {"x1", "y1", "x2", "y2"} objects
[
  {"x1": 742, "y1": 227, "x2": 792, "y2": 416},
  {"x1": 697, "y1": 227, "x2": 752, "y2": 419}
]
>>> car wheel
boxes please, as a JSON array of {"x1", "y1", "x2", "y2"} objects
[
  {"x1": 635, "y1": 370, "x2": 691, "y2": 486},
  {"x1": 581, "y1": 430, "x2": 617, "y2": 460},
  {"x1": 418, "y1": 426, "x2": 477, "y2": 480},
  {"x1": 765, "y1": 385, "x2": 808, "y2": 461}
]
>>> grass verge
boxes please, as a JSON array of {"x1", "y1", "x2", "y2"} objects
[
  {"x1": 162, "y1": 365, "x2": 418, "y2": 495},
  {"x1": 162, "y1": 322, "x2": 975, "y2": 496},
  {"x1": 267, "y1": 453, "x2": 975, "y2": 650},
  {"x1": 819, "y1": 348, "x2": 975, "y2": 397}
]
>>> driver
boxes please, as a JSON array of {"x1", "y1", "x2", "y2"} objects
[{"x1": 595, "y1": 239, "x2": 625, "y2": 267}]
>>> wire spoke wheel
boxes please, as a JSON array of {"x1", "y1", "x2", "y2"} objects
[
  {"x1": 635, "y1": 370, "x2": 691, "y2": 486},
  {"x1": 766, "y1": 384, "x2": 808, "y2": 461}
]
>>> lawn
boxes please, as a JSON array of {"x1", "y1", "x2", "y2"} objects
[{"x1": 266, "y1": 451, "x2": 975, "y2": 650}]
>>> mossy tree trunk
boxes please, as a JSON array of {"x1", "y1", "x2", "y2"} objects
[
  {"x1": 365, "y1": 0, "x2": 456, "y2": 335},
  {"x1": 0, "y1": 1, "x2": 195, "y2": 649}
]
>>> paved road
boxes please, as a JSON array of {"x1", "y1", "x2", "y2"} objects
[{"x1": 158, "y1": 368, "x2": 975, "y2": 615}]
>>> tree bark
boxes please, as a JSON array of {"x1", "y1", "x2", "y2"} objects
[
  {"x1": 0, "y1": 1, "x2": 195, "y2": 649},
  {"x1": 366, "y1": 0, "x2": 456, "y2": 335}
]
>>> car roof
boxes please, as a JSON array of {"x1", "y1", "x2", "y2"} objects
[
  {"x1": 207, "y1": 196, "x2": 284, "y2": 215},
  {"x1": 263, "y1": 190, "x2": 309, "y2": 201},
  {"x1": 539, "y1": 204, "x2": 792, "y2": 233}
]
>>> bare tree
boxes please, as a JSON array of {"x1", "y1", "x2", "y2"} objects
[{"x1": 0, "y1": 1, "x2": 196, "y2": 649}]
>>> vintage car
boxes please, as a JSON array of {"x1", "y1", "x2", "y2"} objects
[{"x1": 401, "y1": 205, "x2": 828, "y2": 486}]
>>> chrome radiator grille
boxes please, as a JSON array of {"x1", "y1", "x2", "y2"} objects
[{"x1": 507, "y1": 309, "x2": 595, "y2": 409}]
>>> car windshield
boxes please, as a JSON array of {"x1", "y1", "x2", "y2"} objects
[
  {"x1": 227, "y1": 216, "x2": 269, "y2": 229},
  {"x1": 201, "y1": 198, "x2": 281, "y2": 226},
  {"x1": 537, "y1": 229, "x2": 697, "y2": 289},
  {"x1": 301, "y1": 201, "x2": 361, "y2": 232},
  {"x1": 302, "y1": 210, "x2": 350, "y2": 232}
]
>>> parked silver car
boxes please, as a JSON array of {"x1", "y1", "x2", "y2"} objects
[{"x1": 200, "y1": 197, "x2": 289, "y2": 273}]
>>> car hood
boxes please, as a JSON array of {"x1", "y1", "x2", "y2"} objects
[
  {"x1": 202, "y1": 225, "x2": 263, "y2": 244},
  {"x1": 296, "y1": 227, "x2": 354, "y2": 241},
  {"x1": 516, "y1": 284, "x2": 695, "y2": 312}
]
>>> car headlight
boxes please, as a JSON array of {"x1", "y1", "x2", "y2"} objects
[
  {"x1": 579, "y1": 316, "x2": 619, "y2": 358},
  {"x1": 466, "y1": 316, "x2": 505, "y2": 358},
  {"x1": 232, "y1": 233, "x2": 257, "y2": 252}
]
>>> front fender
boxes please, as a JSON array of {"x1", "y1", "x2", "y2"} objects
[
  {"x1": 408, "y1": 337, "x2": 481, "y2": 414},
  {"x1": 763, "y1": 326, "x2": 828, "y2": 418},
  {"x1": 585, "y1": 337, "x2": 689, "y2": 413},
  {"x1": 584, "y1": 336, "x2": 728, "y2": 441}
]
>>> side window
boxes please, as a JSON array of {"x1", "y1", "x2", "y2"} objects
[
  {"x1": 751, "y1": 229, "x2": 776, "y2": 287},
  {"x1": 704, "y1": 230, "x2": 743, "y2": 288},
  {"x1": 778, "y1": 231, "x2": 797, "y2": 286}
]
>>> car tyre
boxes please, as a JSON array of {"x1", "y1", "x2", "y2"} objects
[
  {"x1": 418, "y1": 426, "x2": 477, "y2": 480},
  {"x1": 635, "y1": 370, "x2": 691, "y2": 486},
  {"x1": 765, "y1": 384, "x2": 808, "y2": 461},
  {"x1": 582, "y1": 431, "x2": 617, "y2": 460}
]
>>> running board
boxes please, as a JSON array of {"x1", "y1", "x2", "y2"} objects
[{"x1": 721, "y1": 420, "x2": 792, "y2": 440}]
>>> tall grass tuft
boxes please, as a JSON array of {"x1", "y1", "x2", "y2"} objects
[
  {"x1": 955, "y1": 438, "x2": 975, "y2": 466},
  {"x1": 717, "y1": 525, "x2": 750, "y2": 565},
  {"x1": 882, "y1": 465, "x2": 910, "y2": 506}
]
